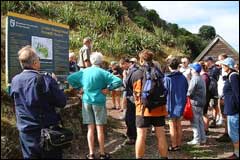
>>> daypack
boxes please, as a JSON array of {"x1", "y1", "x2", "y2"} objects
[
  {"x1": 36, "y1": 74, "x2": 74, "y2": 151},
  {"x1": 229, "y1": 71, "x2": 239, "y2": 83},
  {"x1": 229, "y1": 71, "x2": 239, "y2": 109},
  {"x1": 141, "y1": 64, "x2": 167, "y2": 115},
  {"x1": 208, "y1": 76, "x2": 218, "y2": 99}
]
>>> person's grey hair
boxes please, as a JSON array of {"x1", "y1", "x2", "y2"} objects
[
  {"x1": 90, "y1": 52, "x2": 103, "y2": 65},
  {"x1": 83, "y1": 37, "x2": 92, "y2": 44},
  {"x1": 18, "y1": 45, "x2": 39, "y2": 69},
  {"x1": 69, "y1": 52, "x2": 75, "y2": 58}
]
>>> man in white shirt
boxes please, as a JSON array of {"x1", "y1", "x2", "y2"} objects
[{"x1": 179, "y1": 57, "x2": 191, "y2": 83}]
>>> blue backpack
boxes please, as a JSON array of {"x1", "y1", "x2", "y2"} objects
[{"x1": 141, "y1": 64, "x2": 167, "y2": 115}]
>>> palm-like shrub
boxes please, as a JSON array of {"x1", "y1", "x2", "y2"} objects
[
  {"x1": 91, "y1": 10, "x2": 116, "y2": 35},
  {"x1": 57, "y1": 2, "x2": 80, "y2": 29}
]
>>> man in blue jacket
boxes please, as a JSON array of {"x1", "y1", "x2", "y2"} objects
[{"x1": 10, "y1": 45, "x2": 67, "y2": 159}]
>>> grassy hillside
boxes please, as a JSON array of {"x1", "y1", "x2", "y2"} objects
[
  {"x1": 0, "y1": 2, "x2": 209, "y2": 158},
  {"x1": 1, "y1": 1, "x2": 210, "y2": 88},
  {"x1": 1, "y1": 1, "x2": 191, "y2": 61}
]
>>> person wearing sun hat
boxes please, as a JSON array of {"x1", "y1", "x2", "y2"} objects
[
  {"x1": 215, "y1": 54, "x2": 231, "y2": 142},
  {"x1": 220, "y1": 57, "x2": 235, "y2": 70},
  {"x1": 219, "y1": 57, "x2": 239, "y2": 159},
  {"x1": 187, "y1": 62, "x2": 207, "y2": 145}
]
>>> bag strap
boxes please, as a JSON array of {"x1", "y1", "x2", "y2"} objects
[
  {"x1": 125, "y1": 65, "x2": 138, "y2": 95},
  {"x1": 36, "y1": 74, "x2": 45, "y2": 129},
  {"x1": 229, "y1": 71, "x2": 239, "y2": 83},
  {"x1": 81, "y1": 49, "x2": 85, "y2": 68},
  {"x1": 36, "y1": 74, "x2": 64, "y2": 128}
]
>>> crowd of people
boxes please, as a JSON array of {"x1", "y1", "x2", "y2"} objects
[{"x1": 10, "y1": 37, "x2": 239, "y2": 159}]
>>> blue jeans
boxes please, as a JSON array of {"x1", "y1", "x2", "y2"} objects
[
  {"x1": 191, "y1": 106, "x2": 206, "y2": 142},
  {"x1": 227, "y1": 113, "x2": 239, "y2": 143},
  {"x1": 19, "y1": 130, "x2": 62, "y2": 159}
]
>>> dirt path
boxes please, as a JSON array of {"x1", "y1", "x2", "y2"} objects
[
  {"x1": 105, "y1": 97, "x2": 233, "y2": 159},
  {"x1": 64, "y1": 97, "x2": 233, "y2": 159}
]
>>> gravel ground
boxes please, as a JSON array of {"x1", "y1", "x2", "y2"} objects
[
  {"x1": 105, "y1": 97, "x2": 233, "y2": 159},
  {"x1": 64, "y1": 97, "x2": 234, "y2": 159}
]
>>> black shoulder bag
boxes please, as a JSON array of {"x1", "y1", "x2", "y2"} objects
[{"x1": 36, "y1": 74, "x2": 73, "y2": 151}]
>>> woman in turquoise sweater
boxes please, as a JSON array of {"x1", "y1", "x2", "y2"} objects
[{"x1": 67, "y1": 52, "x2": 122, "y2": 159}]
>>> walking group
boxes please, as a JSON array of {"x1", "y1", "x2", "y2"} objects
[{"x1": 10, "y1": 37, "x2": 239, "y2": 159}]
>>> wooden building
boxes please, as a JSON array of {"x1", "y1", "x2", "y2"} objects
[{"x1": 194, "y1": 35, "x2": 239, "y2": 63}]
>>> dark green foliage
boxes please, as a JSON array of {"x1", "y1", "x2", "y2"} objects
[
  {"x1": 122, "y1": 1, "x2": 143, "y2": 17},
  {"x1": 145, "y1": 9, "x2": 160, "y2": 26},
  {"x1": 91, "y1": 11, "x2": 116, "y2": 34},
  {"x1": 158, "y1": 19, "x2": 168, "y2": 30},
  {"x1": 167, "y1": 23, "x2": 179, "y2": 36},
  {"x1": 57, "y1": 2, "x2": 81, "y2": 29},
  {"x1": 1, "y1": 1, "x2": 37, "y2": 15},
  {"x1": 35, "y1": 2, "x2": 58, "y2": 19},
  {"x1": 178, "y1": 28, "x2": 192, "y2": 36},
  {"x1": 1, "y1": 1, "x2": 209, "y2": 61},
  {"x1": 102, "y1": 2, "x2": 127, "y2": 23},
  {"x1": 133, "y1": 16, "x2": 154, "y2": 32},
  {"x1": 1, "y1": 1, "x2": 18, "y2": 14},
  {"x1": 123, "y1": 1, "x2": 209, "y2": 58},
  {"x1": 199, "y1": 25, "x2": 216, "y2": 40},
  {"x1": 177, "y1": 35, "x2": 207, "y2": 60}
]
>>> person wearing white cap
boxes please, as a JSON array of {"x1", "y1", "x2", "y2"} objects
[
  {"x1": 219, "y1": 57, "x2": 239, "y2": 159},
  {"x1": 215, "y1": 54, "x2": 231, "y2": 142},
  {"x1": 119, "y1": 57, "x2": 139, "y2": 145},
  {"x1": 67, "y1": 52, "x2": 122, "y2": 159},
  {"x1": 179, "y1": 56, "x2": 191, "y2": 83},
  {"x1": 130, "y1": 57, "x2": 138, "y2": 63}
]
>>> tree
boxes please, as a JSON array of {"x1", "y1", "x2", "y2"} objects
[
  {"x1": 167, "y1": 23, "x2": 179, "y2": 36},
  {"x1": 177, "y1": 35, "x2": 205, "y2": 59},
  {"x1": 159, "y1": 19, "x2": 167, "y2": 30},
  {"x1": 145, "y1": 9, "x2": 160, "y2": 26},
  {"x1": 199, "y1": 25, "x2": 216, "y2": 40},
  {"x1": 133, "y1": 16, "x2": 154, "y2": 32},
  {"x1": 122, "y1": 1, "x2": 144, "y2": 17},
  {"x1": 178, "y1": 28, "x2": 191, "y2": 36}
]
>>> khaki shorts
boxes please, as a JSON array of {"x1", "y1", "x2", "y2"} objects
[
  {"x1": 168, "y1": 117, "x2": 183, "y2": 122},
  {"x1": 82, "y1": 103, "x2": 107, "y2": 125}
]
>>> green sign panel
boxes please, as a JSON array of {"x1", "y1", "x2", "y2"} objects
[{"x1": 6, "y1": 12, "x2": 69, "y2": 84}]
